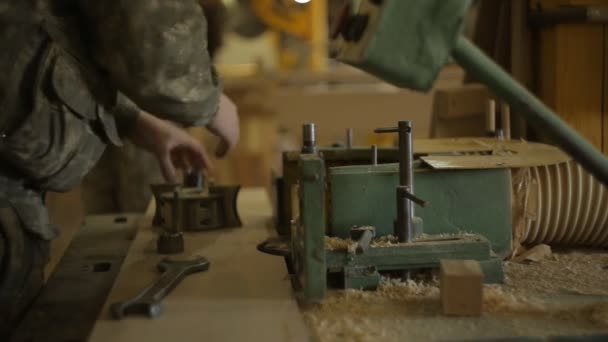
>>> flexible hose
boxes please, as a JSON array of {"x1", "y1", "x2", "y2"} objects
[{"x1": 514, "y1": 161, "x2": 608, "y2": 247}]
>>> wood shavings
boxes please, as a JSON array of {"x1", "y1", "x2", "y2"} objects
[
  {"x1": 370, "y1": 235, "x2": 398, "y2": 247},
  {"x1": 304, "y1": 280, "x2": 608, "y2": 342},
  {"x1": 482, "y1": 285, "x2": 546, "y2": 314},
  {"x1": 484, "y1": 285, "x2": 608, "y2": 329},
  {"x1": 326, "y1": 233, "x2": 481, "y2": 251},
  {"x1": 303, "y1": 249, "x2": 608, "y2": 341},
  {"x1": 324, "y1": 236, "x2": 354, "y2": 251},
  {"x1": 504, "y1": 249, "x2": 608, "y2": 296},
  {"x1": 512, "y1": 244, "x2": 553, "y2": 263}
]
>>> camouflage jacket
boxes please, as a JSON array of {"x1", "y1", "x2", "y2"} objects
[{"x1": 0, "y1": 0, "x2": 221, "y2": 239}]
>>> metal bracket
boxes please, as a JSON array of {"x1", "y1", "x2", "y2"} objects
[{"x1": 151, "y1": 173, "x2": 242, "y2": 233}]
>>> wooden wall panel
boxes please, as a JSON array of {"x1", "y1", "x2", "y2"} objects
[{"x1": 539, "y1": 23, "x2": 605, "y2": 149}]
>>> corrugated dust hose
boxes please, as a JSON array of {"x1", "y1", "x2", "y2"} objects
[{"x1": 512, "y1": 161, "x2": 608, "y2": 252}]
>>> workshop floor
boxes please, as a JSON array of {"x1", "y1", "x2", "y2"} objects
[{"x1": 302, "y1": 248, "x2": 608, "y2": 341}]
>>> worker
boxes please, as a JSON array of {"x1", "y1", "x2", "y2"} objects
[
  {"x1": 0, "y1": 0, "x2": 239, "y2": 337},
  {"x1": 80, "y1": 0, "x2": 228, "y2": 215}
]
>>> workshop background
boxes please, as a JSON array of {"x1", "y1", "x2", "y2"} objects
[
  {"x1": 45, "y1": 0, "x2": 608, "y2": 278},
  {"x1": 40, "y1": 0, "x2": 608, "y2": 337}
]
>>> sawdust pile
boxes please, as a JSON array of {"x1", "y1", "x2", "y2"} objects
[
  {"x1": 303, "y1": 280, "x2": 441, "y2": 342},
  {"x1": 325, "y1": 233, "x2": 479, "y2": 250},
  {"x1": 305, "y1": 246, "x2": 608, "y2": 341},
  {"x1": 504, "y1": 249, "x2": 608, "y2": 296},
  {"x1": 482, "y1": 285, "x2": 545, "y2": 315},
  {"x1": 324, "y1": 235, "x2": 401, "y2": 251},
  {"x1": 304, "y1": 278, "x2": 608, "y2": 342},
  {"x1": 370, "y1": 235, "x2": 398, "y2": 248}
]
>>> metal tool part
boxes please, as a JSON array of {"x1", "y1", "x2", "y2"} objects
[
  {"x1": 157, "y1": 231, "x2": 185, "y2": 255},
  {"x1": 350, "y1": 226, "x2": 376, "y2": 254},
  {"x1": 153, "y1": 184, "x2": 242, "y2": 233},
  {"x1": 371, "y1": 145, "x2": 378, "y2": 165},
  {"x1": 111, "y1": 256, "x2": 210, "y2": 319},
  {"x1": 346, "y1": 128, "x2": 354, "y2": 149},
  {"x1": 150, "y1": 183, "x2": 180, "y2": 226},
  {"x1": 184, "y1": 171, "x2": 205, "y2": 189},
  {"x1": 302, "y1": 123, "x2": 318, "y2": 154},
  {"x1": 375, "y1": 121, "x2": 424, "y2": 242}
]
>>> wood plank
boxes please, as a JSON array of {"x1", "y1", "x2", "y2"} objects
[{"x1": 89, "y1": 189, "x2": 310, "y2": 342}]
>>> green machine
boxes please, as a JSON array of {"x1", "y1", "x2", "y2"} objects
[
  {"x1": 260, "y1": 122, "x2": 509, "y2": 302},
  {"x1": 260, "y1": 0, "x2": 608, "y2": 302}
]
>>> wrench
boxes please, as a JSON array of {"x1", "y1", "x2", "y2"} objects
[{"x1": 111, "y1": 256, "x2": 210, "y2": 319}]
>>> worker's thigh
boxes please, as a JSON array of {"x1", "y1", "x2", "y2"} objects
[{"x1": 0, "y1": 205, "x2": 49, "y2": 339}]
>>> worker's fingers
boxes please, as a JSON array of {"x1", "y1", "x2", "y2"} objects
[{"x1": 159, "y1": 153, "x2": 178, "y2": 183}]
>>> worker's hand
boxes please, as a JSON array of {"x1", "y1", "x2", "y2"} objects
[
  {"x1": 129, "y1": 111, "x2": 213, "y2": 183},
  {"x1": 207, "y1": 94, "x2": 240, "y2": 158}
]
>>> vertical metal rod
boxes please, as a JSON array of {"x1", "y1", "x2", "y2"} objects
[
  {"x1": 302, "y1": 123, "x2": 317, "y2": 154},
  {"x1": 398, "y1": 121, "x2": 414, "y2": 243},
  {"x1": 371, "y1": 145, "x2": 378, "y2": 165},
  {"x1": 400, "y1": 121, "x2": 414, "y2": 193},
  {"x1": 346, "y1": 128, "x2": 354, "y2": 149},
  {"x1": 375, "y1": 122, "x2": 417, "y2": 243},
  {"x1": 453, "y1": 36, "x2": 608, "y2": 186},
  {"x1": 396, "y1": 186, "x2": 413, "y2": 243},
  {"x1": 184, "y1": 171, "x2": 204, "y2": 189}
]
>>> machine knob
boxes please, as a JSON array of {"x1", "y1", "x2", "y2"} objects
[{"x1": 157, "y1": 231, "x2": 185, "y2": 255}]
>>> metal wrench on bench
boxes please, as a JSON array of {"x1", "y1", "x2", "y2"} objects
[{"x1": 111, "y1": 256, "x2": 210, "y2": 319}]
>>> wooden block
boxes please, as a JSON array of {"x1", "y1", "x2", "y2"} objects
[
  {"x1": 440, "y1": 259, "x2": 484, "y2": 316},
  {"x1": 433, "y1": 83, "x2": 493, "y2": 120}
]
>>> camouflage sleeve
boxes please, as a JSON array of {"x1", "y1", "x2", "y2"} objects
[
  {"x1": 78, "y1": 0, "x2": 221, "y2": 127},
  {"x1": 111, "y1": 93, "x2": 141, "y2": 138}
]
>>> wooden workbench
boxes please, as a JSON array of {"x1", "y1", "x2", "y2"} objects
[{"x1": 89, "y1": 189, "x2": 310, "y2": 342}]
